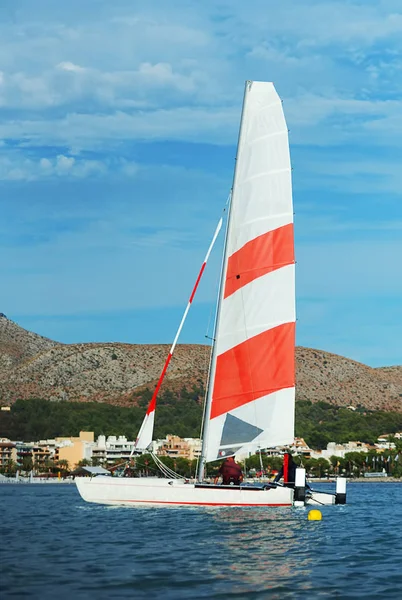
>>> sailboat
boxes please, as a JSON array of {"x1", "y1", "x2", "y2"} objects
[{"x1": 75, "y1": 81, "x2": 346, "y2": 507}]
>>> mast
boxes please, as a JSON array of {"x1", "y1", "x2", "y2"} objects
[
  {"x1": 197, "y1": 81, "x2": 251, "y2": 481},
  {"x1": 198, "y1": 82, "x2": 295, "y2": 465}
]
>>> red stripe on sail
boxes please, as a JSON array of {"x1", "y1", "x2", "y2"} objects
[
  {"x1": 210, "y1": 322, "x2": 295, "y2": 419},
  {"x1": 224, "y1": 223, "x2": 294, "y2": 299}
]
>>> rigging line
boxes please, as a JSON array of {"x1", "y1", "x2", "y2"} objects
[
  {"x1": 202, "y1": 190, "x2": 232, "y2": 360},
  {"x1": 130, "y1": 215, "x2": 224, "y2": 458},
  {"x1": 151, "y1": 453, "x2": 177, "y2": 476},
  {"x1": 196, "y1": 341, "x2": 213, "y2": 480},
  {"x1": 151, "y1": 453, "x2": 181, "y2": 478},
  {"x1": 204, "y1": 191, "x2": 232, "y2": 342},
  {"x1": 196, "y1": 190, "x2": 232, "y2": 479},
  {"x1": 151, "y1": 453, "x2": 184, "y2": 479},
  {"x1": 150, "y1": 456, "x2": 175, "y2": 478},
  {"x1": 259, "y1": 449, "x2": 264, "y2": 473}
]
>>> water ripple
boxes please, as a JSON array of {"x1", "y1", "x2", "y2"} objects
[{"x1": 1, "y1": 482, "x2": 401, "y2": 599}]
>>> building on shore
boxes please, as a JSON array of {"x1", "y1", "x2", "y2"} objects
[
  {"x1": 287, "y1": 437, "x2": 312, "y2": 459},
  {"x1": 154, "y1": 435, "x2": 202, "y2": 461},
  {"x1": 91, "y1": 435, "x2": 136, "y2": 466},
  {"x1": 0, "y1": 438, "x2": 17, "y2": 468},
  {"x1": 55, "y1": 432, "x2": 94, "y2": 468},
  {"x1": 3, "y1": 429, "x2": 398, "y2": 473},
  {"x1": 10, "y1": 432, "x2": 96, "y2": 471},
  {"x1": 310, "y1": 441, "x2": 370, "y2": 461},
  {"x1": 376, "y1": 433, "x2": 402, "y2": 450}
]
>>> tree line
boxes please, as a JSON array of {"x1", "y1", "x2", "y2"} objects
[
  {"x1": 295, "y1": 400, "x2": 402, "y2": 448},
  {"x1": 4, "y1": 448, "x2": 400, "y2": 479},
  {"x1": 1, "y1": 392, "x2": 402, "y2": 453}
]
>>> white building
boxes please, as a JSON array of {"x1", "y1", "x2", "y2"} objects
[
  {"x1": 310, "y1": 441, "x2": 370, "y2": 461},
  {"x1": 91, "y1": 435, "x2": 136, "y2": 465},
  {"x1": 376, "y1": 433, "x2": 402, "y2": 450}
]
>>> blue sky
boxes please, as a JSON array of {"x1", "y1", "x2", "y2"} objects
[{"x1": 1, "y1": 0, "x2": 402, "y2": 367}]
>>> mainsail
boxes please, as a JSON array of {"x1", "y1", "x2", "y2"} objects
[{"x1": 201, "y1": 81, "x2": 296, "y2": 464}]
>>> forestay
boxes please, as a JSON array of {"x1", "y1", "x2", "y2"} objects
[
  {"x1": 202, "y1": 81, "x2": 296, "y2": 463},
  {"x1": 133, "y1": 218, "x2": 223, "y2": 453}
]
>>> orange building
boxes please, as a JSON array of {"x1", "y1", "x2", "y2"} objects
[
  {"x1": 55, "y1": 431, "x2": 94, "y2": 470},
  {"x1": 157, "y1": 435, "x2": 201, "y2": 461}
]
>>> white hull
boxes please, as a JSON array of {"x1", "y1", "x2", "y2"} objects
[
  {"x1": 306, "y1": 491, "x2": 336, "y2": 506},
  {"x1": 75, "y1": 477, "x2": 294, "y2": 507}
]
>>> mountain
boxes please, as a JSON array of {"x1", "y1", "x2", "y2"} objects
[
  {"x1": 0, "y1": 316, "x2": 207, "y2": 404},
  {"x1": 1, "y1": 315, "x2": 402, "y2": 412},
  {"x1": 296, "y1": 347, "x2": 402, "y2": 412},
  {"x1": 0, "y1": 314, "x2": 58, "y2": 370}
]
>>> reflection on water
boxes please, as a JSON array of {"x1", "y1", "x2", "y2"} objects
[
  {"x1": 1, "y1": 483, "x2": 402, "y2": 599},
  {"x1": 206, "y1": 508, "x2": 313, "y2": 594}
]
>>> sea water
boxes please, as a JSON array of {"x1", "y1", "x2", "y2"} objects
[{"x1": 1, "y1": 482, "x2": 401, "y2": 599}]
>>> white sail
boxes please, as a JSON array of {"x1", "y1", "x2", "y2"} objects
[
  {"x1": 201, "y1": 81, "x2": 296, "y2": 463},
  {"x1": 135, "y1": 408, "x2": 155, "y2": 452}
]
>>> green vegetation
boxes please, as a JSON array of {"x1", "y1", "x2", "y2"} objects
[
  {"x1": 0, "y1": 385, "x2": 204, "y2": 441},
  {"x1": 295, "y1": 400, "x2": 402, "y2": 449},
  {"x1": 1, "y1": 392, "x2": 402, "y2": 477},
  {"x1": 1, "y1": 394, "x2": 402, "y2": 453}
]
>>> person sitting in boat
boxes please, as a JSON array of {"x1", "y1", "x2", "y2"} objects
[
  {"x1": 214, "y1": 456, "x2": 244, "y2": 486},
  {"x1": 123, "y1": 463, "x2": 134, "y2": 478},
  {"x1": 274, "y1": 452, "x2": 297, "y2": 487}
]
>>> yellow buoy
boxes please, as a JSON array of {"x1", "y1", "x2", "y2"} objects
[{"x1": 308, "y1": 509, "x2": 322, "y2": 521}]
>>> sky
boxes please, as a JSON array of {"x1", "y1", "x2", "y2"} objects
[{"x1": 1, "y1": 0, "x2": 402, "y2": 367}]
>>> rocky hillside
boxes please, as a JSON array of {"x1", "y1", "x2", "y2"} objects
[
  {"x1": 1, "y1": 315, "x2": 402, "y2": 412},
  {"x1": 296, "y1": 347, "x2": 402, "y2": 412},
  {"x1": 0, "y1": 314, "x2": 58, "y2": 371}
]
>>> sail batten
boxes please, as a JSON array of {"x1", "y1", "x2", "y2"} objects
[{"x1": 200, "y1": 81, "x2": 296, "y2": 464}]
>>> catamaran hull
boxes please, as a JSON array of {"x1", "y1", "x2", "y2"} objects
[
  {"x1": 75, "y1": 477, "x2": 294, "y2": 507},
  {"x1": 306, "y1": 491, "x2": 336, "y2": 506}
]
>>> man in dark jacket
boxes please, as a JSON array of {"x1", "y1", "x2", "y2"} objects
[{"x1": 214, "y1": 456, "x2": 244, "y2": 485}]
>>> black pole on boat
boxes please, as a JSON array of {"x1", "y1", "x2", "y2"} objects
[
  {"x1": 294, "y1": 467, "x2": 306, "y2": 507},
  {"x1": 335, "y1": 477, "x2": 347, "y2": 504}
]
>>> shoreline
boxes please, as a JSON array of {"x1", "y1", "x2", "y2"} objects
[
  {"x1": 1, "y1": 475, "x2": 401, "y2": 486},
  {"x1": 312, "y1": 477, "x2": 401, "y2": 483}
]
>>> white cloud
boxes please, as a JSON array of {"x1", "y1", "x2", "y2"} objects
[
  {"x1": 0, "y1": 0, "x2": 401, "y2": 155},
  {"x1": 39, "y1": 157, "x2": 52, "y2": 170},
  {"x1": 57, "y1": 61, "x2": 85, "y2": 73},
  {"x1": 0, "y1": 61, "x2": 203, "y2": 111},
  {"x1": 0, "y1": 106, "x2": 240, "y2": 150},
  {"x1": 0, "y1": 153, "x2": 136, "y2": 181},
  {"x1": 55, "y1": 154, "x2": 75, "y2": 172}
]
